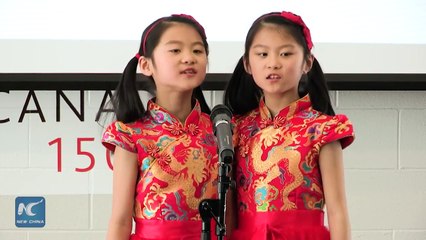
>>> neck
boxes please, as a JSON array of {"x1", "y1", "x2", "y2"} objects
[
  {"x1": 155, "y1": 90, "x2": 193, "y2": 123},
  {"x1": 263, "y1": 91, "x2": 299, "y2": 117}
]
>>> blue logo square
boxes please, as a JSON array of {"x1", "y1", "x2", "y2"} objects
[{"x1": 15, "y1": 196, "x2": 46, "y2": 228}]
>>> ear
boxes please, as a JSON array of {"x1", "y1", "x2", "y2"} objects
[
  {"x1": 243, "y1": 57, "x2": 252, "y2": 75},
  {"x1": 303, "y1": 54, "x2": 314, "y2": 74},
  {"x1": 139, "y1": 56, "x2": 153, "y2": 76}
]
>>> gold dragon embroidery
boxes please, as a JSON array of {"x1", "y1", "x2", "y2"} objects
[
  {"x1": 250, "y1": 128, "x2": 304, "y2": 211},
  {"x1": 137, "y1": 134, "x2": 217, "y2": 218}
]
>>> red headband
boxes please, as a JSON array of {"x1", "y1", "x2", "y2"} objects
[
  {"x1": 262, "y1": 11, "x2": 313, "y2": 50},
  {"x1": 140, "y1": 14, "x2": 206, "y2": 56},
  {"x1": 172, "y1": 14, "x2": 206, "y2": 39},
  {"x1": 141, "y1": 17, "x2": 165, "y2": 55},
  {"x1": 280, "y1": 11, "x2": 313, "y2": 50}
]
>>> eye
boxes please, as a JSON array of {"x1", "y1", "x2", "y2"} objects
[
  {"x1": 169, "y1": 49, "x2": 181, "y2": 53},
  {"x1": 256, "y1": 52, "x2": 268, "y2": 57},
  {"x1": 193, "y1": 49, "x2": 204, "y2": 54},
  {"x1": 280, "y1": 52, "x2": 293, "y2": 57}
]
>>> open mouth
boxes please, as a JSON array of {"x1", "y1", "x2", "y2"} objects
[
  {"x1": 181, "y1": 68, "x2": 197, "y2": 74},
  {"x1": 267, "y1": 74, "x2": 281, "y2": 80}
]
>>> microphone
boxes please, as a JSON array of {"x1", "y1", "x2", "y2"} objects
[{"x1": 210, "y1": 104, "x2": 234, "y2": 164}]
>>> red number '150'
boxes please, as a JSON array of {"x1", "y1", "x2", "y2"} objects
[{"x1": 48, "y1": 137, "x2": 113, "y2": 172}]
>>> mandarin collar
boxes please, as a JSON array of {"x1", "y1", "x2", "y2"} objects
[
  {"x1": 259, "y1": 95, "x2": 311, "y2": 128},
  {"x1": 146, "y1": 98, "x2": 202, "y2": 135}
]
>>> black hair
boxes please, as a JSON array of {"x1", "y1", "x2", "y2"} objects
[
  {"x1": 104, "y1": 15, "x2": 211, "y2": 123},
  {"x1": 224, "y1": 13, "x2": 335, "y2": 116}
]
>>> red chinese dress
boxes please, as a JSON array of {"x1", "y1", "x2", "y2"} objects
[
  {"x1": 231, "y1": 95, "x2": 354, "y2": 240},
  {"x1": 102, "y1": 99, "x2": 218, "y2": 240}
]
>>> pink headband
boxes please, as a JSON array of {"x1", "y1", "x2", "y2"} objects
[
  {"x1": 263, "y1": 11, "x2": 313, "y2": 50},
  {"x1": 172, "y1": 14, "x2": 206, "y2": 39},
  {"x1": 141, "y1": 17, "x2": 165, "y2": 55},
  {"x1": 140, "y1": 14, "x2": 206, "y2": 57}
]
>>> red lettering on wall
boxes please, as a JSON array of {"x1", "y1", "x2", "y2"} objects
[
  {"x1": 75, "y1": 138, "x2": 95, "y2": 172},
  {"x1": 48, "y1": 138, "x2": 62, "y2": 172}
]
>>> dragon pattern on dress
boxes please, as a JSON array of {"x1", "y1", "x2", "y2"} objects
[
  {"x1": 234, "y1": 95, "x2": 354, "y2": 213},
  {"x1": 102, "y1": 100, "x2": 218, "y2": 221}
]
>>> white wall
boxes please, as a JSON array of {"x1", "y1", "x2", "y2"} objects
[
  {"x1": 0, "y1": 40, "x2": 426, "y2": 74},
  {"x1": 1, "y1": 89, "x2": 426, "y2": 240}
]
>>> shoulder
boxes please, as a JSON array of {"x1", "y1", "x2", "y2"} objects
[
  {"x1": 102, "y1": 120, "x2": 143, "y2": 153},
  {"x1": 231, "y1": 109, "x2": 259, "y2": 146},
  {"x1": 319, "y1": 113, "x2": 355, "y2": 149},
  {"x1": 199, "y1": 112, "x2": 212, "y2": 123},
  {"x1": 199, "y1": 112, "x2": 214, "y2": 129},
  {"x1": 107, "y1": 121, "x2": 138, "y2": 133},
  {"x1": 233, "y1": 109, "x2": 259, "y2": 129}
]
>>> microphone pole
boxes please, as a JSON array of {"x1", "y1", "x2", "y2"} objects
[
  {"x1": 199, "y1": 104, "x2": 234, "y2": 240},
  {"x1": 216, "y1": 149, "x2": 233, "y2": 240},
  {"x1": 212, "y1": 105, "x2": 234, "y2": 240}
]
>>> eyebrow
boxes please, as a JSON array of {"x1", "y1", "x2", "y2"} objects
[
  {"x1": 165, "y1": 40, "x2": 204, "y2": 47},
  {"x1": 252, "y1": 44, "x2": 295, "y2": 49}
]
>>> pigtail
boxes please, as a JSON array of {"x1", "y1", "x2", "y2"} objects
[
  {"x1": 224, "y1": 57, "x2": 262, "y2": 115},
  {"x1": 192, "y1": 86, "x2": 211, "y2": 114},
  {"x1": 112, "y1": 56, "x2": 146, "y2": 123},
  {"x1": 307, "y1": 58, "x2": 335, "y2": 116}
]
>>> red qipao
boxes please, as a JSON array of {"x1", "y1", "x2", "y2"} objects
[
  {"x1": 231, "y1": 95, "x2": 355, "y2": 240},
  {"x1": 102, "y1": 99, "x2": 218, "y2": 240}
]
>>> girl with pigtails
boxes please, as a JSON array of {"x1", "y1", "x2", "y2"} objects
[
  {"x1": 101, "y1": 14, "x2": 218, "y2": 240},
  {"x1": 224, "y1": 11, "x2": 355, "y2": 240}
]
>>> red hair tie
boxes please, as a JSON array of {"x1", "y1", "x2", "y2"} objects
[{"x1": 135, "y1": 53, "x2": 141, "y2": 59}]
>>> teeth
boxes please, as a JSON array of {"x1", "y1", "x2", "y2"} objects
[
  {"x1": 183, "y1": 70, "x2": 195, "y2": 74},
  {"x1": 268, "y1": 75, "x2": 280, "y2": 79}
]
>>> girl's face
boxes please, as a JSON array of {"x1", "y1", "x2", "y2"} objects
[
  {"x1": 141, "y1": 23, "x2": 207, "y2": 93},
  {"x1": 245, "y1": 24, "x2": 312, "y2": 100}
]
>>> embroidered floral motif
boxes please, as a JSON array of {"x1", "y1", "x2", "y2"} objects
[
  {"x1": 156, "y1": 152, "x2": 172, "y2": 169},
  {"x1": 273, "y1": 116, "x2": 286, "y2": 128},
  {"x1": 164, "y1": 122, "x2": 184, "y2": 135},
  {"x1": 259, "y1": 118, "x2": 272, "y2": 129},
  {"x1": 146, "y1": 143, "x2": 160, "y2": 158},
  {"x1": 186, "y1": 123, "x2": 200, "y2": 136}
]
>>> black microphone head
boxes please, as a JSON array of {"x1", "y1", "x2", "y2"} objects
[{"x1": 210, "y1": 104, "x2": 232, "y2": 122}]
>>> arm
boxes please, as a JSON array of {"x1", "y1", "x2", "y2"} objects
[
  {"x1": 319, "y1": 141, "x2": 351, "y2": 240},
  {"x1": 106, "y1": 146, "x2": 139, "y2": 240}
]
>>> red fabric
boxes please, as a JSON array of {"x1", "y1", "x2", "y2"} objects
[
  {"x1": 102, "y1": 99, "x2": 218, "y2": 221},
  {"x1": 130, "y1": 218, "x2": 219, "y2": 240},
  {"x1": 233, "y1": 95, "x2": 354, "y2": 213},
  {"x1": 230, "y1": 95, "x2": 354, "y2": 239},
  {"x1": 231, "y1": 210, "x2": 330, "y2": 240}
]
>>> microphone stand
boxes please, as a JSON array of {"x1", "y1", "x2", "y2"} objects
[{"x1": 199, "y1": 152, "x2": 233, "y2": 240}]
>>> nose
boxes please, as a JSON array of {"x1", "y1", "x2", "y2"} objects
[
  {"x1": 184, "y1": 59, "x2": 195, "y2": 64},
  {"x1": 268, "y1": 65, "x2": 281, "y2": 69},
  {"x1": 267, "y1": 56, "x2": 282, "y2": 69},
  {"x1": 182, "y1": 52, "x2": 196, "y2": 65}
]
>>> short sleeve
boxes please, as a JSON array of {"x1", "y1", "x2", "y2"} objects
[
  {"x1": 102, "y1": 121, "x2": 137, "y2": 153},
  {"x1": 320, "y1": 114, "x2": 355, "y2": 149}
]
